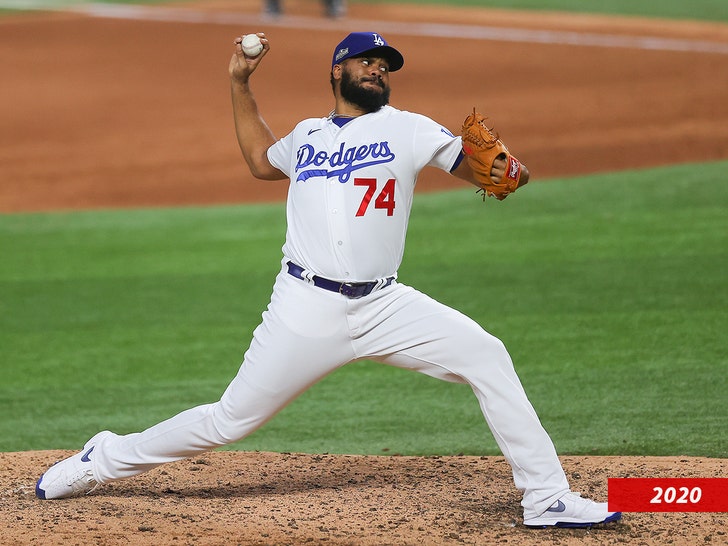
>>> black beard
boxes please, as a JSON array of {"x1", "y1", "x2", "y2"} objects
[{"x1": 339, "y1": 68, "x2": 390, "y2": 113}]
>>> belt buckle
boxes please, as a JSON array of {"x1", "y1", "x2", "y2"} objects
[{"x1": 339, "y1": 282, "x2": 365, "y2": 299}]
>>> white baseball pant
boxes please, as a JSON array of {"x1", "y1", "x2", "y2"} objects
[{"x1": 91, "y1": 262, "x2": 569, "y2": 515}]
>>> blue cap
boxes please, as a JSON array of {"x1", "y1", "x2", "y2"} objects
[{"x1": 331, "y1": 32, "x2": 404, "y2": 72}]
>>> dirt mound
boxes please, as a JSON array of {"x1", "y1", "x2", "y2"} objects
[{"x1": 2, "y1": 451, "x2": 725, "y2": 545}]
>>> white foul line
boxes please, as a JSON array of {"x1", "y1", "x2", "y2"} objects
[{"x1": 8, "y1": 1, "x2": 728, "y2": 55}]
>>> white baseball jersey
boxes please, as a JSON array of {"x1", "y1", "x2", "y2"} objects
[{"x1": 267, "y1": 105, "x2": 463, "y2": 281}]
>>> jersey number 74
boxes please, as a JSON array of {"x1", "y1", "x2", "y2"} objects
[{"x1": 354, "y1": 178, "x2": 396, "y2": 217}]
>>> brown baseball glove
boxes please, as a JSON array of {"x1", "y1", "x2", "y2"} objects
[{"x1": 461, "y1": 108, "x2": 523, "y2": 201}]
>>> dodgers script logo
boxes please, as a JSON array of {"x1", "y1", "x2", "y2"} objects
[{"x1": 295, "y1": 141, "x2": 395, "y2": 183}]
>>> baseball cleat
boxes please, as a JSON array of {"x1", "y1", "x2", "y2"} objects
[
  {"x1": 35, "y1": 430, "x2": 113, "y2": 500},
  {"x1": 523, "y1": 491, "x2": 622, "y2": 528}
]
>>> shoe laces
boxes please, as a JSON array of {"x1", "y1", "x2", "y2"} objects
[{"x1": 65, "y1": 468, "x2": 96, "y2": 490}]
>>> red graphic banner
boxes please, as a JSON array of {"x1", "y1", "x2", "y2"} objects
[{"x1": 608, "y1": 478, "x2": 728, "y2": 512}]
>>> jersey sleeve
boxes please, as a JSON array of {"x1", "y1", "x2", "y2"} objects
[
  {"x1": 267, "y1": 119, "x2": 328, "y2": 178},
  {"x1": 267, "y1": 132, "x2": 294, "y2": 178},
  {"x1": 411, "y1": 114, "x2": 463, "y2": 173},
  {"x1": 430, "y1": 136, "x2": 464, "y2": 172}
]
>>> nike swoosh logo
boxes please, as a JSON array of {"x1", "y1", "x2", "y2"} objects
[
  {"x1": 80, "y1": 446, "x2": 95, "y2": 462},
  {"x1": 307, "y1": 128, "x2": 322, "y2": 135},
  {"x1": 546, "y1": 500, "x2": 566, "y2": 513}
]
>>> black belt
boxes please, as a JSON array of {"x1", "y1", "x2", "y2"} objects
[{"x1": 286, "y1": 261, "x2": 394, "y2": 299}]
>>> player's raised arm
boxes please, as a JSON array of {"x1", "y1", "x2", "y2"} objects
[{"x1": 229, "y1": 33, "x2": 286, "y2": 181}]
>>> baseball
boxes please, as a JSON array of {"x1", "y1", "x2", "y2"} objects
[{"x1": 242, "y1": 34, "x2": 264, "y2": 57}]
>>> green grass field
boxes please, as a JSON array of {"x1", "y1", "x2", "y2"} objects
[
  {"x1": 362, "y1": 0, "x2": 728, "y2": 23},
  {"x1": 2, "y1": 162, "x2": 726, "y2": 457}
]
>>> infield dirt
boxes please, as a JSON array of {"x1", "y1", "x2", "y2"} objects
[{"x1": 1, "y1": 1, "x2": 726, "y2": 544}]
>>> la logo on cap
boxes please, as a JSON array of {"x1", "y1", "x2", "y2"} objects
[{"x1": 330, "y1": 32, "x2": 405, "y2": 71}]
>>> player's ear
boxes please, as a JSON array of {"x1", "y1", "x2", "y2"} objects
[{"x1": 331, "y1": 64, "x2": 343, "y2": 80}]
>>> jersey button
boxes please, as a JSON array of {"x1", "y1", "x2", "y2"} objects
[{"x1": 337, "y1": 241, "x2": 343, "y2": 246}]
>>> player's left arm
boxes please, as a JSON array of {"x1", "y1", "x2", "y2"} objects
[{"x1": 451, "y1": 153, "x2": 530, "y2": 191}]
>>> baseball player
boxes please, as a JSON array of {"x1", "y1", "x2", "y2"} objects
[{"x1": 36, "y1": 31, "x2": 621, "y2": 529}]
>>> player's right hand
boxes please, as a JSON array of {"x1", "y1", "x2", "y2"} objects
[{"x1": 229, "y1": 33, "x2": 269, "y2": 84}]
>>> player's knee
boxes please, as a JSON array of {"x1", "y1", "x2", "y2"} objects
[
  {"x1": 207, "y1": 401, "x2": 270, "y2": 444},
  {"x1": 469, "y1": 333, "x2": 512, "y2": 370},
  {"x1": 462, "y1": 327, "x2": 506, "y2": 354}
]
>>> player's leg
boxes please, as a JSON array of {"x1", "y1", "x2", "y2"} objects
[
  {"x1": 37, "y1": 269, "x2": 354, "y2": 497},
  {"x1": 351, "y1": 283, "x2": 609, "y2": 523}
]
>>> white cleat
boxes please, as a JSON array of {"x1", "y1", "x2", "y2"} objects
[
  {"x1": 35, "y1": 431, "x2": 113, "y2": 500},
  {"x1": 523, "y1": 491, "x2": 622, "y2": 528}
]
